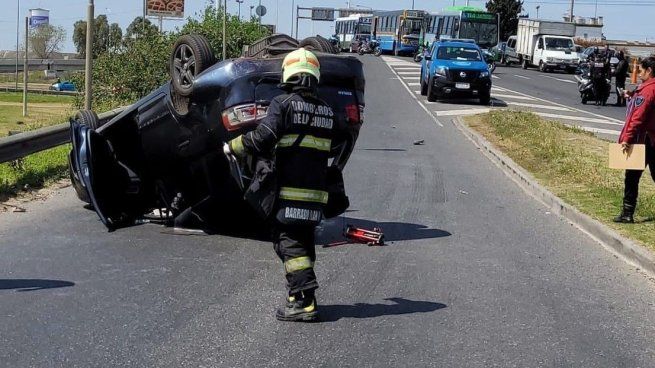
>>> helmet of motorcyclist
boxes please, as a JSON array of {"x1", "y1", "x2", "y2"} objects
[{"x1": 282, "y1": 47, "x2": 321, "y2": 85}]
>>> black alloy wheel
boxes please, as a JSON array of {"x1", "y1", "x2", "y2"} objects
[{"x1": 170, "y1": 34, "x2": 215, "y2": 97}]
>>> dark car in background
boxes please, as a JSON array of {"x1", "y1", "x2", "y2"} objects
[{"x1": 68, "y1": 34, "x2": 364, "y2": 231}]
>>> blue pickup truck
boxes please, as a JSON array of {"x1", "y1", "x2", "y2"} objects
[{"x1": 420, "y1": 40, "x2": 492, "y2": 105}]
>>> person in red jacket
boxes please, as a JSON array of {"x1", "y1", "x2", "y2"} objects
[{"x1": 614, "y1": 57, "x2": 655, "y2": 223}]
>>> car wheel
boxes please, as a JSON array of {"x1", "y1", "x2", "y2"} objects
[
  {"x1": 170, "y1": 34, "x2": 215, "y2": 97},
  {"x1": 373, "y1": 48, "x2": 382, "y2": 57},
  {"x1": 539, "y1": 61, "x2": 548, "y2": 72},
  {"x1": 420, "y1": 76, "x2": 428, "y2": 96},
  {"x1": 75, "y1": 109, "x2": 101, "y2": 130},
  {"x1": 479, "y1": 93, "x2": 491, "y2": 106},
  {"x1": 427, "y1": 77, "x2": 437, "y2": 102},
  {"x1": 581, "y1": 96, "x2": 587, "y2": 105},
  {"x1": 358, "y1": 48, "x2": 365, "y2": 55},
  {"x1": 522, "y1": 59, "x2": 529, "y2": 69}
]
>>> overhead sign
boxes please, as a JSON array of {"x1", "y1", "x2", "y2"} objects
[
  {"x1": 462, "y1": 11, "x2": 496, "y2": 21},
  {"x1": 338, "y1": 9, "x2": 371, "y2": 18},
  {"x1": 311, "y1": 8, "x2": 335, "y2": 21},
  {"x1": 256, "y1": 5, "x2": 267, "y2": 17},
  {"x1": 29, "y1": 8, "x2": 49, "y2": 28},
  {"x1": 146, "y1": 0, "x2": 185, "y2": 18}
]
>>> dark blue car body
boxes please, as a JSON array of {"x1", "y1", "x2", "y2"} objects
[{"x1": 419, "y1": 40, "x2": 492, "y2": 105}]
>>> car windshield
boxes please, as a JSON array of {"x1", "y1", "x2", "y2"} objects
[
  {"x1": 437, "y1": 46, "x2": 481, "y2": 61},
  {"x1": 458, "y1": 21, "x2": 498, "y2": 49},
  {"x1": 545, "y1": 37, "x2": 574, "y2": 51},
  {"x1": 357, "y1": 23, "x2": 371, "y2": 34}
]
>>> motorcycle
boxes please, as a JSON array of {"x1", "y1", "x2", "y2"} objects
[
  {"x1": 357, "y1": 39, "x2": 381, "y2": 56},
  {"x1": 575, "y1": 62, "x2": 611, "y2": 105},
  {"x1": 328, "y1": 35, "x2": 341, "y2": 54}
]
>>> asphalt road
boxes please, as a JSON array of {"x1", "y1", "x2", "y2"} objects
[{"x1": 2, "y1": 56, "x2": 655, "y2": 367}]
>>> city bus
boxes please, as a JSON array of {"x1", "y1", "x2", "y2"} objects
[
  {"x1": 425, "y1": 7, "x2": 500, "y2": 50},
  {"x1": 334, "y1": 14, "x2": 373, "y2": 52},
  {"x1": 372, "y1": 10, "x2": 427, "y2": 55}
]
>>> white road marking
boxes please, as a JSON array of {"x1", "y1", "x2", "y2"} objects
[
  {"x1": 403, "y1": 77, "x2": 420, "y2": 81},
  {"x1": 435, "y1": 108, "x2": 491, "y2": 116},
  {"x1": 541, "y1": 75, "x2": 577, "y2": 84},
  {"x1": 577, "y1": 126, "x2": 619, "y2": 136},
  {"x1": 535, "y1": 112, "x2": 623, "y2": 126},
  {"x1": 415, "y1": 91, "x2": 421, "y2": 94},
  {"x1": 393, "y1": 67, "x2": 421, "y2": 70},
  {"x1": 514, "y1": 75, "x2": 531, "y2": 80},
  {"x1": 492, "y1": 75, "x2": 500, "y2": 79},
  {"x1": 384, "y1": 59, "x2": 444, "y2": 127},
  {"x1": 491, "y1": 94, "x2": 536, "y2": 101},
  {"x1": 397, "y1": 72, "x2": 421, "y2": 75},
  {"x1": 507, "y1": 102, "x2": 572, "y2": 111},
  {"x1": 407, "y1": 82, "x2": 421, "y2": 86},
  {"x1": 491, "y1": 86, "x2": 509, "y2": 92}
]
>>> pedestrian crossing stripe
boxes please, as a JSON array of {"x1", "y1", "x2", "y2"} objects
[{"x1": 507, "y1": 102, "x2": 572, "y2": 112}]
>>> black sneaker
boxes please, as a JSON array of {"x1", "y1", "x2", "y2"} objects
[
  {"x1": 275, "y1": 293, "x2": 318, "y2": 322},
  {"x1": 613, "y1": 213, "x2": 634, "y2": 223}
]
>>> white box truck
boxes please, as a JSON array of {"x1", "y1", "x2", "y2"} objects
[{"x1": 515, "y1": 19, "x2": 580, "y2": 73}]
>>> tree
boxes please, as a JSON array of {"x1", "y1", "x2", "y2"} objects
[
  {"x1": 29, "y1": 24, "x2": 66, "y2": 59},
  {"x1": 108, "y1": 23, "x2": 123, "y2": 52},
  {"x1": 125, "y1": 17, "x2": 158, "y2": 41},
  {"x1": 72, "y1": 15, "x2": 122, "y2": 58},
  {"x1": 486, "y1": 0, "x2": 524, "y2": 42}
]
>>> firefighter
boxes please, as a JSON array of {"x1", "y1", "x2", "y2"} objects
[
  {"x1": 614, "y1": 57, "x2": 655, "y2": 223},
  {"x1": 224, "y1": 48, "x2": 334, "y2": 321},
  {"x1": 614, "y1": 51, "x2": 629, "y2": 107}
]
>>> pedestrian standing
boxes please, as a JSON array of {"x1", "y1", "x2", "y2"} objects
[
  {"x1": 614, "y1": 51, "x2": 629, "y2": 107},
  {"x1": 225, "y1": 48, "x2": 335, "y2": 321},
  {"x1": 614, "y1": 57, "x2": 655, "y2": 223}
]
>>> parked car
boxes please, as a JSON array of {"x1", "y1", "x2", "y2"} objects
[
  {"x1": 420, "y1": 40, "x2": 492, "y2": 105},
  {"x1": 50, "y1": 81, "x2": 76, "y2": 92},
  {"x1": 68, "y1": 34, "x2": 363, "y2": 231},
  {"x1": 500, "y1": 35, "x2": 519, "y2": 65}
]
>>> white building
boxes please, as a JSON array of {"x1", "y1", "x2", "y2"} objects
[{"x1": 564, "y1": 16, "x2": 604, "y2": 41}]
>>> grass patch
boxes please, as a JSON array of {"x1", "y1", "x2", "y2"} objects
[
  {"x1": 0, "y1": 145, "x2": 70, "y2": 199},
  {"x1": 465, "y1": 110, "x2": 655, "y2": 251},
  {"x1": 0, "y1": 92, "x2": 74, "y2": 136}
]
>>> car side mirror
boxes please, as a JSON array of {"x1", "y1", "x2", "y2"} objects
[{"x1": 424, "y1": 55, "x2": 432, "y2": 61}]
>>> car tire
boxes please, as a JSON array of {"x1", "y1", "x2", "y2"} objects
[
  {"x1": 315, "y1": 35, "x2": 338, "y2": 54},
  {"x1": 420, "y1": 75, "x2": 428, "y2": 96},
  {"x1": 373, "y1": 48, "x2": 382, "y2": 57},
  {"x1": 539, "y1": 61, "x2": 548, "y2": 73},
  {"x1": 170, "y1": 34, "x2": 215, "y2": 97},
  {"x1": 480, "y1": 92, "x2": 491, "y2": 106},
  {"x1": 358, "y1": 48, "x2": 365, "y2": 56},
  {"x1": 427, "y1": 77, "x2": 437, "y2": 102},
  {"x1": 522, "y1": 59, "x2": 529, "y2": 69},
  {"x1": 300, "y1": 36, "x2": 334, "y2": 53},
  {"x1": 75, "y1": 109, "x2": 101, "y2": 131}
]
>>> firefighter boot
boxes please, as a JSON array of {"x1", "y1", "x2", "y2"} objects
[
  {"x1": 276, "y1": 291, "x2": 318, "y2": 322},
  {"x1": 613, "y1": 203, "x2": 635, "y2": 223}
]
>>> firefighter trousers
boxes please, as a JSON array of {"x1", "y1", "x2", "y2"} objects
[{"x1": 273, "y1": 224, "x2": 319, "y2": 295}]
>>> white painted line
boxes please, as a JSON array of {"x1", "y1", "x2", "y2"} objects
[
  {"x1": 414, "y1": 91, "x2": 421, "y2": 94},
  {"x1": 491, "y1": 86, "x2": 509, "y2": 92},
  {"x1": 492, "y1": 75, "x2": 500, "y2": 79},
  {"x1": 402, "y1": 77, "x2": 420, "y2": 81},
  {"x1": 385, "y1": 61, "x2": 444, "y2": 127},
  {"x1": 491, "y1": 94, "x2": 536, "y2": 101},
  {"x1": 535, "y1": 112, "x2": 623, "y2": 126},
  {"x1": 435, "y1": 108, "x2": 491, "y2": 116},
  {"x1": 577, "y1": 126, "x2": 619, "y2": 136},
  {"x1": 508, "y1": 102, "x2": 572, "y2": 112},
  {"x1": 394, "y1": 67, "x2": 421, "y2": 70},
  {"x1": 397, "y1": 72, "x2": 421, "y2": 75},
  {"x1": 407, "y1": 82, "x2": 421, "y2": 86},
  {"x1": 514, "y1": 75, "x2": 531, "y2": 80},
  {"x1": 541, "y1": 75, "x2": 577, "y2": 84},
  {"x1": 496, "y1": 86, "x2": 625, "y2": 125}
]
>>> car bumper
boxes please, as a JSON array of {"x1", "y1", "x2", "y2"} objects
[
  {"x1": 545, "y1": 62, "x2": 579, "y2": 69},
  {"x1": 432, "y1": 76, "x2": 491, "y2": 97}
]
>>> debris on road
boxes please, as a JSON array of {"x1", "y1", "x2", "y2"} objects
[
  {"x1": 413, "y1": 140, "x2": 425, "y2": 145},
  {"x1": 459, "y1": 190, "x2": 469, "y2": 195},
  {"x1": 345, "y1": 226, "x2": 385, "y2": 246}
]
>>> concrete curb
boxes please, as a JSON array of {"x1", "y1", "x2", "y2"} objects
[{"x1": 452, "y1": 116, "x2": 655, "y2": 278}]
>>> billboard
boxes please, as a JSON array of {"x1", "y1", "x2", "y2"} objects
[
  {"x1": 146, "y1": 0, "x2": 185, "y2": 18},
  {"x1": 29, "y1": 8, "x2": 49, "y2": 28},
  {"x1": 311, "y1": 8, "x2": 335, "y2": 21}
]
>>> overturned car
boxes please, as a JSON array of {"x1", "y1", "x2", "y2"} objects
[{"x1": 68, "y1": 34, "x2": 365, "y2": 231}]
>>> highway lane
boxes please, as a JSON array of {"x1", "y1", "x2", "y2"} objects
[{"x1": 2, "y1": 56, "x2": 655, "y2": 367}]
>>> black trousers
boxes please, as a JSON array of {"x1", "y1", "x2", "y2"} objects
[
  {"x1": 616, "y1": 78, "x2": 626, "y2": 105},
  {"x1": 273, "y1": 224, "x2": 318, "y2": 295},
  {"x1": 624, "y1": 139, "x2": 655, "y2": 210}
]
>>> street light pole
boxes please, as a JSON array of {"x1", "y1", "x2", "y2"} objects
[
  {"x1": 291, "y1": 0, "x2": 294, "y2": 35},
  {"x1": 15, "y1": 0, "x2": 19, "y2": 90},
  {"x1": 22, "y1": 16, "x2": 27, "y2": 117},
  {"x1": 236, "y1": 0, "x2": 243, "y2": 19},
  {"x1": 85, "y1": 0, "x2": 94, "y2": 110},
  {"x1": 569, "y1": 0, "x2": 574, "y2": 22},
  {"x1": 536, "y1": 5, "x2": 540, "y2": 18}
]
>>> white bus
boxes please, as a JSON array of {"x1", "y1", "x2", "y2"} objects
[{"x1": 334, "y1": 14, "x2": 373, "y2": 52}]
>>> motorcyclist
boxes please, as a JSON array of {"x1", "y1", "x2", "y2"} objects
[
  {"x1": 590, "y1": 53, "x2": 610, "y2": 106},
  {"x1": 614, "y1": 51, "x2": 629, "y2": 107},
  {"x1": 225, "y1": 48, "x2": 335, "y2": 322}
]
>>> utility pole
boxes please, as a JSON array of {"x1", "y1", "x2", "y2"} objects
[
  {"x1": 291, "y1": 0, "x2": 294, "y2": 35},
  {"x1": 15, "y1": 0, "x2": 20, "y2": 90},
  {"x1": 412, "y1": 0, "x2": 415, "y2": 10},
  {"x1": 236, "y1": 0, "x2": 243, "y2": 19},
  {"x1": 536, "y1": 5, "x2": 540, "y2": 18},
  {"x1": 569, "y1": 0, "x2": 574, "y2": 22},
  {"x1": 223, "y1": 0, "x2": 227, "y2": 60},
  {"x1": 250, "y1": 5, "x2": 254, "y2": 18},
  {"x1": 85, "y1": 0, "x2": 94, "y2": 110},
  {"x1": 22, "y1": 16, "x2": 27, "y2": 117}
]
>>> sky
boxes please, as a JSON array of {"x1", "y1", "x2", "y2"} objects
[{"x1": 0, "y1": 0, "x2": 653, "y2": 53}]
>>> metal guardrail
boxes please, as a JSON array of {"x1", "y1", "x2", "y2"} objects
[
  {"x1": 0, "y1": 86, "x2": 80, "y2": 96},
  {"x1": 0, "y1": 106, "x2": 127, "y2": 164}
]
